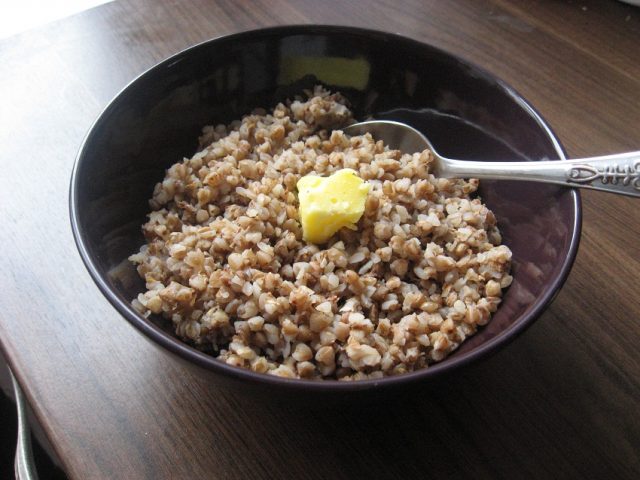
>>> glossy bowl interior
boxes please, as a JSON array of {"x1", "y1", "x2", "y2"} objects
[{"x1": 70, "y1": 25, "x2": 581, "y2": 397}]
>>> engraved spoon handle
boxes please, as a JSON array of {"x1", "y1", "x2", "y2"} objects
[{"x1": 438, "y1": 151, "x2": 640, "y2": 197}]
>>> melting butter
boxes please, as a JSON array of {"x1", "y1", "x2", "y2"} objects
[{"x1": 297, "y1": 169, "x2": 370, "y2": 244}]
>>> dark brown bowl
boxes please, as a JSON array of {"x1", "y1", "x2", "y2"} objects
[{"x1": 70, "y1": 25, "x2": 581, "y2": 400}]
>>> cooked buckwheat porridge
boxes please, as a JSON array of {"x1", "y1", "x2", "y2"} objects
[{"x1": 129, "y1": 86, "x2": 512, "y2": 380}]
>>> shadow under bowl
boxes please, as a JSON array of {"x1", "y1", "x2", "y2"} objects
[{"x1": 70, "y1": 25, "x2": 581, "y2": 401}]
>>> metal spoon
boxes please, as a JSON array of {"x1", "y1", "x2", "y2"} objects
[{"x1": 343, "y1": 120, "x2": 640, "y2": 197}]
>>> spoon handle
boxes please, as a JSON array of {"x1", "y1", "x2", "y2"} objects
[{"x1": 440, "y1": 151, "x2": 640, "y2": 197}]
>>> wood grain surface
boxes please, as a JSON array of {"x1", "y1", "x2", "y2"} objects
[{"x1": 1, "y1": 0, "x2": 639, "y2": 478}]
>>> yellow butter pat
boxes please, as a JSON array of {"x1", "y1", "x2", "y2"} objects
[{"x1": 297, "y1": 169, "x2": 370, "y2": 244}]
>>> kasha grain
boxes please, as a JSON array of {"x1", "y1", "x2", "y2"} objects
[{"x1": 129, "y1": 86, "x2": 513, "y2": 380}]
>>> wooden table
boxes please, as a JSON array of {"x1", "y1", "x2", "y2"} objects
[{"x1": 1, "y1": 0, "x2": 639, "y2": 478}]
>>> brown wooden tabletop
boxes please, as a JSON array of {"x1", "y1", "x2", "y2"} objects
[{"x1": 1, "y1": 0, "x2": 639, "y2": 478}]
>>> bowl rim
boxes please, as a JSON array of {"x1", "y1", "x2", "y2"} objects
[{"x1": 69, "y1": 24, "x2": 582, "y2": 392}]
